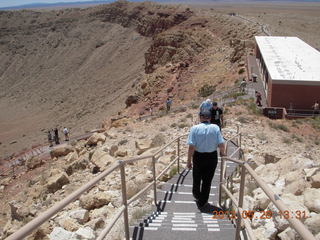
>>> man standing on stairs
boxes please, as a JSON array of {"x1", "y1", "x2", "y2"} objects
[
  {"x1": 187, "y1": 110, "x2": 226, "y2": 211},
  {"x1": 210, "y1": 102, "x2": 224, "y2": 130}
]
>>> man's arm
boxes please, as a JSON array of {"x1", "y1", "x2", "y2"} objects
[
  {"x1": 187, "y1": 145, "x2": 195, "y2": 169},
  {"x1": 218, "y1": 143, "x2": 226, "y2": 156}
]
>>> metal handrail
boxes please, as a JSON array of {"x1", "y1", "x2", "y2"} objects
[
  {"x1": 6, "y1": 134, "x2": 188, "y2": 240},
  {"x1": 219, "y1": 133, "x2": 316, "y2": 240}
]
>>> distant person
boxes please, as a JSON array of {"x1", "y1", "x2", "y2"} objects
[
  {"x1": 312, "y1": 101, "x2": 319, "y2": 115},
  {"x1": 54, "y1": 128, "x2": 60, "y2": 145},
  {"x1": 166, "y1": 98, "x2": 172, "y2": 112},
  {"x1": 47, "y1": 130, "x2": 53, "y2": 147},
  {"x1": 210, "y1": 102, "x2": 224, "y2": 130},
  {"x1": 255, "y1": 91, "x2": 262, "y2": 107},
  {"x1": 240, "y1": 78, "x2": 247, "y2": 93},
  {"x1": 63, "y1": 127, "x2": 69, "y2": 141},
  {"x1": 200, "y1": 99, "x2": 213, "y2": 113},
  {"x1": 187, "y1": 110, "x2": 226, "y2": 211}
]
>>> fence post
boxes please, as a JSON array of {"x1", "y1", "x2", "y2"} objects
[
  {"x1": 219, "y1": 157, "x2": 224, "y2": 208},
  {"x1": 235, "y1": 163, "x2": 246, "y2": 240},
  {"x1": 177, "y1": 138, "x2": 180, "y2": 174},
  {"x1": 239, "y1": 133, "x2": 242, "y2": 148},
  {"x1": 119, "y1": 161, "x2": 130, "y2": 240},
  {"x1": 152, "y1": 156, "x2": 157, "y2": 205}
]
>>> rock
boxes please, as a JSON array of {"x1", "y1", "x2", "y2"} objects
[
  {"x1": 243, "y1": 195, "x2": 255, "y2": 211},
  {"x1": 158, "y1": 155, "x2": 174, "y2": 165},
  {"x1": 151, "y1": 134, "x2": 166, "y2": 147},
  {"x1": 115, "y1": 150, "x2": 128, "y2": 158},
  {"x1": 304, "y1": 188, "x2": 320, "y2": 213},
  {"x1": 3, "y1": 220, "x2": 23, "y2": 238},
  {"x1": 89, "y1": 205, "x2": 109, "y2": 219},
  {"x1": 50, "y1": 145, "x2": 74, "y2": 158},
  {"x1": 109, "y1": 145, "x2": 118, "y2": 157},
  {"x1": 125, "y1": 95, "x2": 139, "y2": 107},
  {"x1": 74, "y1": 227, "x2": 95, "y2": 240},
  {"x1": 59, "y1": 217, "x2": 79, "y2": 232},
  {"x1": 26, "y1": 156, "x2": 43, "y2": 170},
  {"x1": 86, "y1": 218, "x2": 105, "y2": 230},
  {"x1": 127, "y1": 180, "x2": 139, "y2": 199},
  {"x1": 86, "y1": 133, "x2": 106, "y2": 146},
  {"x1": 65, "y1": 158, "x2": 88, "y2": 176},
  {"x1": 264, "y1": 220, "x2": 278, "y2": 239},
  {"x1": 269, "y1": 193, "x2": 309, "y2": 223},
  {"x1": 90, "y1": 149, "x2": 114, "y2": 171},
  {"x1": 311, "y1": 172, "x2": 320, "y2": 188},
  {"x1": 46, "y1": 173, "x2": 70, "y2": 193},
  {"x1": 135, "y1": 139, "x2": 153, "y2": 155},
  {"x1": 304, "y1": 213, "x2": 320, "y2": 235},
  {"x1": 255, "y1": 163, "x2": 279, "y2": 184},
  {"x1": 68, "y1": 209, "x2": 89, "y2": 224},
  {"x1": 253, "y1": 188, "x2": 270, "y2": 210},
  {"x1": 264, "y1": 153, "x2": 281, "y2": 164},
  {"x1": 49, "y1": 227, "x2": 73, "y2": 240},
  {"x1": 276, "y1": 155, "x2": 314, "y2": 175},
  {"x1": 284, "y1": 179, "x2": 311, "y2": 195},
  {"x1": 9, "y1": 201, "x2": 31, "y2": 221},
  {"x1": 284, "y1": 170, "x2": 305, "y2": 186},
  {"x1": 304, "y1": 168, "x2": 319, "y2": 180},
  {"x1": 64, "y1": 151, "x2": 78, "y2": 163},
  {"x1": 80, "y1": 192, "x2": 112, "y2": 210},
  {"x1": 278, "y1": 227, "x2": 300, "y2": 240}
]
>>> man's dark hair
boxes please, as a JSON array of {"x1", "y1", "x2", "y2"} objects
[{"x1": 212, "y1": 102, "x2": 218, "y2": 106}]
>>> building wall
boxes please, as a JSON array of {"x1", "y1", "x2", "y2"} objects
[{"x1": 270, "y1": 84, "x2": 320, "y2": 109}]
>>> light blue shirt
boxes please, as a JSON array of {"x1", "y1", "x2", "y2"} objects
[
  {"x1": 199, "y1": 101, "x2": 212, "y2": 113},
  {"x1": 187, "y1": 122, "x2": 224, "y2": 153}
]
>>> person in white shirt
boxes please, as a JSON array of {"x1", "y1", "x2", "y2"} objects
[{"x1": 63, "y1": 127, "x2": 69, "y2": 141}]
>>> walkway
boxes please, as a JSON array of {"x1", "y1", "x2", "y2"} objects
[
  {"x1": 247, "y1": 55, "x2": 267, "y2": 107},
  {"x1": 130, "y1": 141, "x2": 240, "y2": 240}
]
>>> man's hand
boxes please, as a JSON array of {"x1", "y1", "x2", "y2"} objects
[{"x1": 187, "y1": 161, "x2": 192, "y2": 169}]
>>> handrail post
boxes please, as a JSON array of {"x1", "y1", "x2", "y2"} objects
[
  {"x1": 177, "y1": 138, "x2": 180, "y2": 174},
  {"x1": 219, "y1": 156, "x2": 225, "y2": 208},
  {"x1": 239, "y1": 133, "x2": 242, "y2": 148},
  {"x1": 119, "y1": 161, "x2": 130, "y2": 240},
  {"x1": 152, "y1": 156, "x2": 157, "y2": 205},
  {"x1": 235, "y1": 163, "x2": 246, "y2": 240}
]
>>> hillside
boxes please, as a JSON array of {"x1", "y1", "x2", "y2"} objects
[{"x1": 0, "y1": 1, "x2": 258, "y2": 160}]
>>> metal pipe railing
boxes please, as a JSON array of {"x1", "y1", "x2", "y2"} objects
[{"x1": 6, "y1": 161, "x2": 120, "y2": 240}]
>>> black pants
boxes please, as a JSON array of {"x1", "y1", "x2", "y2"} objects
[{"x1": 192, "y1": 151, "x2": 218, "y2": 207}]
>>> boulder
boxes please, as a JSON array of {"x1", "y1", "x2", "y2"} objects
[
  {"x1": 243, "y1": 195, "x2": 255, "y2": 211},
  {"x1": 64, "y1": 151, "x2": 78, "y2": 163},
  {"x1": 109, "y1": 145, "x2": 118, "y2": 157},
  {"x1": 46, "y1": 173, "x2": 70, "y2": 193},
  {"x1": 151, "y1": 134, "x2": 166, "y2": 147},
  {"x1": 125, "y1": 95, "x2": 139, "y2": 108},
  {"x1": 90, "y1": 149, "x2": 114, "y2": 171},
  {"x1": 127, "y1": 180, "x2": 140, "y2": 199},
  {"x1": 50, "y1": 145, "x2": 74, "y2": 158},
  {"x1": 49, "y1": 227, "x2": 73, "y2": 240},
  {"x1": 255, "y1": 163, "x2": 279, "y2": 184},
  {"x1": 86, "y1": 133, "x2": 106, "y2": 146},
  {"x1": 304, "y1": 188, "x2": 320, "y2": 213},
  {"x1": 278, "y1": 227, "x2": 300, "y2": 240},
  {"x1": 115, "y1": 150, "x2": 128, "y2": 158},
  {"x1": 74, "y1": 227, "x2": 95, "y2": 240},
  {"x1": 304, "y1": 213, "x2": 320, "y2": 235},
  {"x1": 85, "y1": 218, "x2": 105, "y2": 230},
  {"x1": 304, "y1": 168, "x2": 319, "y2": 180},
  {"x1": 284, "y1": 178, "x2": 311, "y2": 195},
  {"x1": 59, "y1": 217, "x2": 79, "y2": 232},
  {"x1": 135, "y1": 139, "x2": 154, "y2": 155},
  {"x1": 26, "y1": 156, "x2": 43, "y2": 170},
  {"x1": 252, "y1": 188, "x2": 270, "y2": 210},
  {"x1": 311, "y1": 172, "x2": 320, "y2": 188},
  {"x1": 276, "y1": 155, "x2": 314, "y2": 175},
  {"x1": 80, "y1": 192, "x2": 112, "y2": 210},
  {"x1": 9, "y1": 201, "x2": 31, "y2": 221},
  {"x1": 264, "y1": 153, "x2": 281, "y2": 164},
  {"x1": 68, "y1": 209, "x2": 89, "y2": 224},
  {"x1": 65, "y1": 158, "x2": 88, "y2": 176},
  {"x1": 284, "y1": 170, "x2": 305, "y2": 186}
]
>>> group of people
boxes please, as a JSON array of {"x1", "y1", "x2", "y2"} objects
[
  {"x1": 186, "y1": 99, "x2": 225, "y2": 211},
  {"x1": 47, "y1": 127, "x2": 69, "y2": 147}
]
